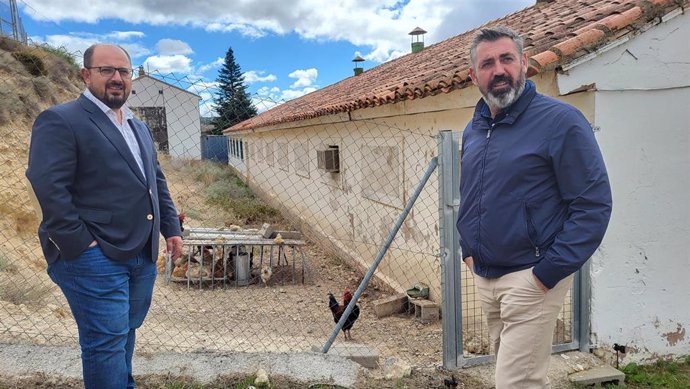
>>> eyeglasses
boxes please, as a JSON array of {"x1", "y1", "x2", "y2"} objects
[{"x1": 87, "y1": 66, "x2": 134, "y2": 79}]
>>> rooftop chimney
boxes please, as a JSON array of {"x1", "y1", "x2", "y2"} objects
[
  {"x1": 352, "y1": 54, "x2": 365, "y2": 76},
  {"x1": 409, "y1": 27, "x2": 427, "y2": 53},
  {"x1": 138, "y1": 65, "x2": 145, "y2": 77}
]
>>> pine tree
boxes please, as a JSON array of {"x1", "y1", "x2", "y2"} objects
[{"x1": 212, "y1": 47, "x2": 257, "y2": 135}]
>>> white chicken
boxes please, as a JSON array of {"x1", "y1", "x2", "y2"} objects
[{"x1": 260, "y1": 264, "x2": 272, "y2": 287}]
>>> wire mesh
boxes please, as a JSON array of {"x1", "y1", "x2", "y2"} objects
[{"x1": 0, "y1": 43, "x2": 578, "y2": 377}]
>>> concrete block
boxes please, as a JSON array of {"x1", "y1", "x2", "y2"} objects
[
  {"x1": 259, "y1": 223, "x2": 275, "y2": 239},
  {"x1": 312, "y1": 343, "x2": 379, "y2": 369},
  {"x1": 408, "y1": 298, "x2": 439, "y2": 323},
  {"x1": 258, "y1": 223, "x2": 302, "y2": 240},
  {"x1": 372, "y1": 293, "x2": 408, "y2": 318},
  {"x1": 569, "y1": 364, "x2": 625, "y2": 387}
]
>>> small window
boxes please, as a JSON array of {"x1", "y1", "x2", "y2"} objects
[{"x1": 317, "y1": 145, "x2": 339, "y2": 173}]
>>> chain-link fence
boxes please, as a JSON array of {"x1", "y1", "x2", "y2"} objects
[
  {"x1": 0, "y1": 42, "x2": 581, "y2": 379},
  {"x1": 0, "y1": 0, "x2": 26, "y2": 45}
]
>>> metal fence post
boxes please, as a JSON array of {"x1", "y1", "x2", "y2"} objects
[
  {"x1": 438, "y1": 130, "x2": 463, "y2": 369},
  {"x1": 9, "y1": 0, "x2": 18, "y2": 41},
  {"x1": 577, "y1": 261, "x2": 591, "y2": 352}
]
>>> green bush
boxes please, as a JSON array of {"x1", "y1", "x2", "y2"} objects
[
  {"x1": 621, "y1": 357, "x2": 690, "y2": 389},
  {"x1": 37, "y1": 43, "x2": 79, "y2": 70},
  {"x1": 194, "y1": 162, "x2": 235, "y2": 186}
]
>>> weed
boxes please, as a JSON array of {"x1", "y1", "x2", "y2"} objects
[
  {"x1": 614, "y1": 357, "x2": 690, "y2": 389},
  {"x1": 0, "y1": 88, "x2": 25, "y2": 123},
  {"x1": 194, "y1": 162, "x2": 232, "y2": 186},
  {"x1": 0, "y1": 35, "x2": 22, "y2": 52},
  {"x1": 36, "y1": 43, "x2": 80, "y2": 70},
  {"x1": 183, "y1": 207, "x2": 203, "y2": 220},
  {"x1": 188, "y1": 160, "x2": 284, "y2": 226},
  {"x1": 205, "y1": 178, "x2": 253, "y2": 201},
  {"x1": 32, "y1": 76, "x2": 55, "y2": 103},
  {"x1": 12, "y1": 49, "x2": 46, "y2": 76},
  {"x1": 0, "y1": 276, "x2": 50, "y2": 306}
]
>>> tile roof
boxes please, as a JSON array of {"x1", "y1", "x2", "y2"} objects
[{"x1": 228, "y1": 0, "x2": 687, "y2": 132}]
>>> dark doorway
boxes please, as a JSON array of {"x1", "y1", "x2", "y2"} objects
[{"x1": 132, "y1": 106, "x2": 169, "y2": 152}]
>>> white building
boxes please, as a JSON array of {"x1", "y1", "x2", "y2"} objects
[
  {"x1": 129, "y1": 73, "x2": 202, "y2": 159},
  {"x1": 226, "y1": 0, "x2": 689, "y2": 363}
]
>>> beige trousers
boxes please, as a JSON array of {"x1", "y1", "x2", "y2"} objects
[{"x1": 474, "y1": 268, "x2": 573, "y2": 389}]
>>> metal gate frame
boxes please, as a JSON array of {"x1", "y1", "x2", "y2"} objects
[{"x1": 438, "y1": 130, "x2": 590, "y2": 369}]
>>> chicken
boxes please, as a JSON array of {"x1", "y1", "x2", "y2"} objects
[
  {"x1": 327, "y1": 289, "x2": 360, "y2": 340},
  {"x1": 156, "y1": 253, "x2": 167, "y2": 273},
  {"x1": 260, "y1": 264, "x2": 272, "y2": 287},
  {"x1": 273, "y1": 233, "x2": 284, "y2": 245},
  {"x1": 178, "y1": 210, "x2": 186, "y2": 232},
  {"x1": 185, "y1": 261, "x2": 211, "y2": 279},
  {"x1": 443, "y1": 375, "x2": 459, "y2": 389}
]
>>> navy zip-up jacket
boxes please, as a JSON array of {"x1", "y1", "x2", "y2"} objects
[{"x1": 456, "y1": 80, "x2": 612, "y2": 289}]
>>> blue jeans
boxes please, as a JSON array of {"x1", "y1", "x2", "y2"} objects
[{"x1": 48, "y1": 246, "x2": 156, "y2": 389}]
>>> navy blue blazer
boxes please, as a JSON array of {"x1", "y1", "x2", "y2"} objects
[{"x1": 26, "y1": 94, "x2": 182, "y2": 264}]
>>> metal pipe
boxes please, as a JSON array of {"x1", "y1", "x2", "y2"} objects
[{"x1": 322, "y1": 157, "x2": 439, "y2": 353}]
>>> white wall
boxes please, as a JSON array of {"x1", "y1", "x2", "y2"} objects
[
  {"x1": 129, "y1": 76, "x2": 202, "y2": 160},
  {"x1": 559, "y1": 11, "x2": 690, "y2": 362}
]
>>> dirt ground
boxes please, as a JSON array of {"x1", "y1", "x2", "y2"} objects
[
  {"x1": 0, "y1": 134, "x2": 596, "y2": 389},
  {"x1": 0, "y1": 153, "x2": 477, "y2": 388}
]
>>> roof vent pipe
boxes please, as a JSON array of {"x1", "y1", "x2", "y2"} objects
[
  {"x1": 352, "y1": 54, "x2": 365, "y2": 76},
  {"x1": 409, "y1": 27, "x2": 427, "y2": 53}
]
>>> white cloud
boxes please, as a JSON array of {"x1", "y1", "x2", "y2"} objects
[
  {"x1": 197, "y1": 57, "x2": 225, "y2": 74},
  {"x1": 30, "y1": 32, "x2": 151, "y2": 66},
  {"x1": 21, "y1": 0, "x2": 535, "y2": 65},
  {"x1": 120, "y1": 43, "x2": 153, "y2": 61},
  {"x1": 288, "y1": 68, "x2": 317, "y2": 89},
  {"x1": 107, "y1": 31, "x2": 145, "y2": 41},
  {"x1": 244, "y1": 70, "x2": 277, "y2": 84},
  {"x1": 281, "y1": 87, "x2": 316, "y2": 100},
  {"x1": 143, "y1": 54, "x2": 193, "y2": 74},
  {"x1": 156, "y1": 39, "x2": 194, "y2": 55},
  {"x1": 253, "y1": 84, "x2": 317, "y2": 112}
]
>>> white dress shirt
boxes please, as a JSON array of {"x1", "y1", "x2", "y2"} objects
[{"x1": 83, "y1": 89, "x2": 145, "y2": 177}]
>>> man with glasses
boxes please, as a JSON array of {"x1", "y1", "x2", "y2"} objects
[{"x1": 26, "y1": 44, "x2": 183, "y2": 389}]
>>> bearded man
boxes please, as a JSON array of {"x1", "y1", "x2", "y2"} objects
[
  {"x1": 456, "y1": 26, "x2": 612, "y2": 388},
  {"x1": 26, "y1": 44, "x2": 183, "y2": 389}
]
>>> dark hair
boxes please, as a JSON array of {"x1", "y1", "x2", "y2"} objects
[
  {"x1": 469, "y1": 26, "x2": 524, "y2": 67},
  {"x1": 83, "y1": 44, "x2": 131, "y2": 68}
]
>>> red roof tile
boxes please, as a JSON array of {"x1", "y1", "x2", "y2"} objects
[{"x1": 228, "y1": 0, "x2": 687, "y2": 132}]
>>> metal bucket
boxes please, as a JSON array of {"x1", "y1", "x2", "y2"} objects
[{"x1": 234, "y1": 253, "x2": 251, "y2": 286}]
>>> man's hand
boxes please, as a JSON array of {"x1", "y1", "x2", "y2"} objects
[
  {"x1": 166, "y1": 236, "x2": 183, "y2": 261},
  {"x1": 532, "y1": 273, "x2": 550, "y2": 293},
  {"x1": 463, "y1": 256, "x2": 474, "y2": 273}
]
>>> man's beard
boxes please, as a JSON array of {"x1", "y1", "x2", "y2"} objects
[
  {"x1": 92, "y1": 81, "x2": 128, "y2": 109},
  {"x1": 482, "y1": 71, "x2": 525, "y2": 112}
]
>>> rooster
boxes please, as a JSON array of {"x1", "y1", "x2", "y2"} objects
[
  {"x1": 178, "y1": 210, "x2": 186, "y2": 232},
  {"x1": 328, "y1": 289, "x2": 360, "y2": 340}
]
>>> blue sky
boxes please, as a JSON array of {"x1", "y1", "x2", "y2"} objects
[{"x1": 15, "y1": 0, "x2": 533, "y2": 116}]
